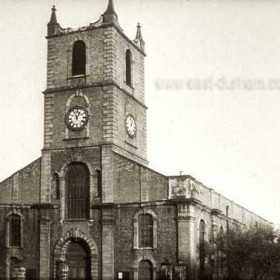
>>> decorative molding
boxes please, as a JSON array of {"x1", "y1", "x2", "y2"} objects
[{"x1": 133, "y1": 208, "x2": 158, "y2": 250}]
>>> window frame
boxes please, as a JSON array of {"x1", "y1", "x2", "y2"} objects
[
  {"x1": 199, "y1": 219, "x2": 206, "y2": 274},
  {"x1": 138, "y1": 214, "x2": 153, "y2": 248},
  {"x1": 134, "y1": 209, "x2": 157, "y2": 249},
  {"x1": 6, "y1": 212, "x2": 23, "y2": 248},
  {"x1": 65, "y1": 162, "x2": 90, "y2": 220},
  {"x1": 52, "y1": 172, "x2": 60, "y2": 201},
  {"x1": 125, "y1": 49, "x2": 132, "y2": 87},
  {"x1": 72, "y1": 40, "x2": 86, "y2": 77}
]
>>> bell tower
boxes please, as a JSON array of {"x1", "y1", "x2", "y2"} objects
[
  {"x1": 43, "y1": 1, "x2": 147, "y2": 165},
  {"x1": 39, "y1": 2, "x2": 148, "y2": 278}
]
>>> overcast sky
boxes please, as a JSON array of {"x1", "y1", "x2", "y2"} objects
[{"x1": 0, "y1": 0, "x2": 280, "y2": 224}]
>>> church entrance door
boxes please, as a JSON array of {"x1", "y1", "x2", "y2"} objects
[
  {"x1": 66, "y1": 240, "x2": 91, "y2": 280},
  {"x1": 139, "y1": 260, "x2": 153, "y2": 280}
]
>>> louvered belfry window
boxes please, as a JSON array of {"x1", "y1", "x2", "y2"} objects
[
  {"x1": 139, "y1": 214, "x2": 153, "y2": 248},
  {"x1": 72, "y1": 41, "x2": 86, "y2": 76},
  {"x1": 66, "y1": 163, "x2": 89, "y2": 219},
  {"x1": 9, "y1": 214, "x2": 21, "y2": 247},
  {"x1": 125, "y1": 50, "x2": 132, "y2": 86}
]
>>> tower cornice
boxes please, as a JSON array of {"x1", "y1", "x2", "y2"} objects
[{"x1": 43, "y1": 81, "x2": 148, "y2": 109}]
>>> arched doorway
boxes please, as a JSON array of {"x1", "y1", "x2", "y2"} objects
[
  {"x1": 66, "y1": 239, "x2": 90, "y2": 280},
  {"x1": 10, "y1": 257, "x2": 21, "y2": 280},
  {"x1": 139, "y1": 260, "x2": 153, "y2": 280},
  {"x1": 53, "y1": 228, "x2": 98, "y2": 279}
]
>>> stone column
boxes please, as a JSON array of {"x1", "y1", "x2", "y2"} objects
[{"x1": 177, "y1": 201, "x2": 198, "y2": 280}]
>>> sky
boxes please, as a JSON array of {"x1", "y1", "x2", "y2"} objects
[{"x1": 0, "y1": 0, "x2": 280, "y2": 224}]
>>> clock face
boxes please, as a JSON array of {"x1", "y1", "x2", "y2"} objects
[
  {"x1": 125, "y1": 114, "x2": 136, "y2": 138},
  {"x1": 65, "y1": 106, "x2": 88, "y2": 130}
]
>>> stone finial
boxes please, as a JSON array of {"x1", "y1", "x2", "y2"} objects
[
  {"x1": 102, "y1": 0, "x2": 120, "y2": 26},
  {"x1": 47, "y1": 5, "x2": 60, "y2": 36},
  {"x1": 49, "y1": 5, "x2": 57, "y2": 24},
  {"x1": 105, "y1": 0, "x2": 116, "y2": 14},
  {"x1": 133, "y1": 23, "x2": 145, "y2": 52}
]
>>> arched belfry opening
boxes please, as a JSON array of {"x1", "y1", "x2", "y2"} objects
[
  {"x1": 125, "y1": 49, "x2": 132, "y2": 86},
  {"x1": 72, "y1": 40, "x2": 86, "y2": 76}
]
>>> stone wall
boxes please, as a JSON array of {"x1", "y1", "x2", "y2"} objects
[
  {"x1": 0, "y1": 207, "x2": 40, "y2": 279},
  {"x1": 113, "y1": 204, "x2": 177, "y2": 279},
  {"x1": 113, "y1": 153, "x2": 168, "y2": 203},
  {"x1": 0, "y1": 158, "x2": 41, "y2": 204}
]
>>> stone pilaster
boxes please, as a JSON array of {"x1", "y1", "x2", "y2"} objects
[
  {"x1": 102, "y1": 85, "x2": 117, "y2": 144},
  {"x1": 39, "y1": 210, "x2": 52, "y2": 279},
  {"x1": 211, "y1": 210, "x2": 222, "y2": 280},
  {"x1": 43, "y1": 93, "x2": 54, "y2": 148},
  {"x1": 103, "y1": 27, "x2": 117, "y2": 82},
  {"x1": 101, "y1": 146, "x2": 114, "y2": 203},
  {"x1": 40, "y1": 152, "x2": 51, "y2": 203},
  {"x1": 177, "y1": 201, "x2": 198, "y2": 280},
  {"x1": 12, "y1": 173, "x2": 19, "y2": 204},
  {"x1": 140, "y1": 168, "x2": 148, "y2": 202},
  {"x1": 102, "y1": 208, "x2": 115, "y2": 280}
]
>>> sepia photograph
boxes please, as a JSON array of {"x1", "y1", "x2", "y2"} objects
[{"x1": 0, "y1": 0, "x2": 280, "y2": 279}]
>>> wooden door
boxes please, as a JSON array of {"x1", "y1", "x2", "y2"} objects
[
  {"x1": 139, "y1": 260, "x2": 153, "y2": 280},
  {"x1": 66, "y1": 241, "x2": 90, "y2": 280}
]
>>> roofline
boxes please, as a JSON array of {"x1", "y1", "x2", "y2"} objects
[{"x1": 46, "y1": 22, "x2": 146, "y2": 57}]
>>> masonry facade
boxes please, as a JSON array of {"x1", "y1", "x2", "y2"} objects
[{"x1": 0, "y1": 1, "x2": 271, "y2": 280}]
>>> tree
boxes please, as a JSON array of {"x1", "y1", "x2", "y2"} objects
[{"x1": 209, "y1": 225, "x2": 280, "y2": 280}]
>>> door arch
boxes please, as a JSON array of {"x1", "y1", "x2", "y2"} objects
[{"x1": 53, "y1": 228, "x2": 98, "y2": 279}]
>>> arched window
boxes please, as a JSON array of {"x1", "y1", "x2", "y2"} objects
[
  {"x1": 139, "y1": 260, "x2": 153, "y2": 280},
  {"x1": 139, "y1": 214, "x2": 153, "y2": 248},
  {"x1": 220, "y1": 226, "x2": 224, "y2": 236},
  {"x1": 199, "y1": 220, "x2": 206, "y2": 274},
  {"x1": 96, "y1": 170, "x2": 102, "y2": 198},
  {"x1": 125, "y1": 50, "x2": 132, "y2": 86},
  {"x1": 72, "y1": 41, "x2": 86, "y2": 76},
  {"x1": 65, "y1": 163, "x2": 89, "y2": 219},
  {"x1": 218, "y1": 226, "x2": 225, "y2": 278},
  {"x1": 52, "y1": 173, "x2": 60, "y2": 200},
  {"x1": 8, "y1": 214, "x2": 21, "y2": 247}
]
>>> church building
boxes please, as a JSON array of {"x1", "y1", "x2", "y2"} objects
[{"x1": 0, "y1": 1, "x2": 271, "y2": 279}]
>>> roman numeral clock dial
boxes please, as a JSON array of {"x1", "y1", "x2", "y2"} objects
[{"x1": 65, "y1": 106, "x2": 88, "y2": 130}]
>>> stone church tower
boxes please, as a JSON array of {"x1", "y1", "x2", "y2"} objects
[
  {"x1": 44, "y1": 0, "x2": 147, "y2": 202},
  {"x1": 0, "y1": 1, "x2": 271, "y2": 280},
  {"x1": 42, "y1": 0, "x2": 147, "y2": 278}
]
